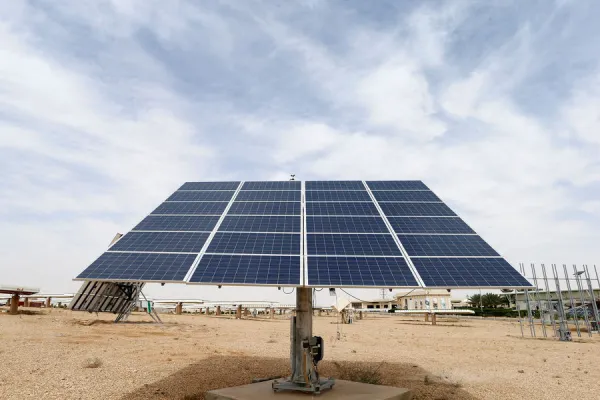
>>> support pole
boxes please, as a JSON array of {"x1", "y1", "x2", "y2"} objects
[
  {"x1": 432, "y1": 313, "x2": 437, "y2": 326},
  {"x1": 270, "y1": 307, "x2": 274, "y2": 319},
  {"x1": 216, "y1": 305, "x2": 222, "y2": 316},
  {"x1": 45, "y1": 297, "x2": 52, "y2": 308},
  {"x1": 291, "y1": 288, "x2": 312, "y2": 384},
  {"x1": 24, "y1": 297, "x2": 30, "y2": 307},
  {"x1": 175, "y1": 302, "x2": 183, "y2": 315},
  {"x1": 236, "y1": 305, "x2": 242, "y2": 319},
  {"x1": 10, "y1": 294, "x2": 19, "y2": 315}
]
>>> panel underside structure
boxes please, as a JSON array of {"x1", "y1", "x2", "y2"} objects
[{"x1": 75, "y1": 180, "x2": 531, "y2": 288}]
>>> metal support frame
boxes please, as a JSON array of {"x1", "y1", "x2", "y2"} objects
[
  {"x1": 584, "y1": 265, "x2": 600, "y2": 333},
  {"x1": 272, "y1": 288, "x2": 335, "y2": 394},
  {"x1": 562, "y1": 264, "x2": 580, "y2": 337},
  {"x1": 573, "y1": 265, "x2": 592, "y2": 337},
  {"x1": 553, "y1": 265, "x2": 572, "y2": 341}
]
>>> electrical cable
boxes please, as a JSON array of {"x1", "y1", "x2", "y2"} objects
[
  {"x1": 339, "y1": 288, "x2": 369, "y2": 302},
  {"x1": 282, "y1": 287, "x2": 295, "y2": 295}
]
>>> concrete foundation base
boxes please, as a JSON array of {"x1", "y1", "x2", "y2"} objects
[{"x1": 206, "y1": 379, "x2": 412, "y2": 400}]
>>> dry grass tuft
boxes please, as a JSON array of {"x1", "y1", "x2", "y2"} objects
[
  {"x1": 333, "y1": 361, "x2": 384, "y2": 385},
  {"x1": 83, "y1": 357, "x2": 103, "y2": 369}
]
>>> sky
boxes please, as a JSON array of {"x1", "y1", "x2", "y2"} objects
[{"x1": 1, "y1": 0, "x2": 600, "y2": 306}]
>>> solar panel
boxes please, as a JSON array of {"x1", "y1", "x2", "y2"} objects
[
  {"x1": 180, "y1": 182, "x2": 240, "y2": 190},
  {"x1": 167, "y1": 191, "x2": 235, "y2": 202},
  {"x1": 235, "y1": 190, "x2": 301, "y2": 202},
  {"x1": 378, "y1": 202, "x2": 456, "y2": 217},
  {"x1": 133, "y1": 215, "x2": 220, "y2": 231},
  {"x1": 388, "y1": 217, "x2": 475, "y2": 234},
  {"x1": 74, "y1": 180, "x2": 529, "y2": 289},
  {"x1": 412, "y1": 258, "x2": 531, "y2": 287},
  {"x1": 306, "y1": 256, "x2": 418, "y2": 287},
  {"x1": 206, "y1": 232, "x2": 301, "y2": 255},
  {"x1": 398, "y1": 234, "x2": 499, "y2": 257},
  {"x1": 306, "y1": 181, "x2": 365, "y2": 190},
  {"x1": 367, "y1": 181, "x2": 429, "y2": 190},
  {"x1": 189, "y1": 255, "x2": 300, "y2": 285},
  {"x1": 228, "y1": 202, "x2": 300, "y2": 215},
  {"x1": 372, "y1": 190, "x2": 441, "y2": 202},
  {"x1": 305, "y1": 190, "x2": 371, "y2": 202},
  {"x1": 109, "y1": 232, "x2": 210, "y2": 253},
  {"x1": 151, "y1": 202, "x2": 228, "y2": 215},
  {"x1": 307, "y1": 234, "x2": 402, "y2": 256},
  {"x1": 242, "y1": 181, "x2": 301, "y2": 190},
  {"x1": 220, "y1": 216, "x2": 300, "y2": 232},
  {"x1": 306, "y1": 202, "x2": 379, "y2": 216},
  {"x1": 76, "y1": 252, "x2": 196, "y2": 281},
  {"x1": 307, "y1": 216, "x2": 389, "y2": 233}
]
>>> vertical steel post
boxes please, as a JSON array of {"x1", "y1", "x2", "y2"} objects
[
  {"x1": 563, "y1": 264, "x2": 580, "y2": 337},
  {"x1": 583, "y1": 265, "x2": 599, "y2": 334},
  {"x1": 291, "y1": 287, "x2": 312, "y2": 384},
  {"x1": 520, "y1": 263, "x2": 536, "y2": 337},
  {"x1": 541, "y1": 264, "x2": 557, "y2": 336},
  {"x1": 573, "y1": 265, "x2": 592, "y2": 337},
  {"x1": 515, "y1": 291, "x2": 525, "y2": 338},
  {"x1": 531, "y1": 264, "x2": 547, "y2": 337},
  {"x1": 553, "y1": 264, "x2": 569, "y2": 339}
]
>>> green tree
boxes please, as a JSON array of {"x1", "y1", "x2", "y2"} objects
[{"x1": 467, "y1": 294, "x2": 482, "y2": 308}]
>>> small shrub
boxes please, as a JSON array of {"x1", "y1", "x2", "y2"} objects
[
  {"x1": 83, "y1": 357, "x2": 103, "y2": 369},
  {"x1": 333, "y1": 361, "x2": 384, "y2": 385}
]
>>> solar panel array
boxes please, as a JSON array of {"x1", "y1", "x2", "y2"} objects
[{"x1": 76, "y1": 181, "x2": 530, "y2": 288}]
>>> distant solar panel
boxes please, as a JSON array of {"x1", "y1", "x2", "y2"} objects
[
  {"x1": 372, "y1": 190, "x2": 441, "y2": 202},
  {"x1": 74, "y1": 180, "x2": 529, "y2": 289},
  {"x1": 189, "y1": 254, "x2": 300, "y2": 285},
  {"x1": 167, "y1": 191, "x2": 235, "y2": 202},
  {"x1": 235, "y1": 190, "x2": 301, "y2": 202},
  {"x1": 306, "y1": 256, "x2": 418, "y2": 287},
  {"x1": 306, "y1": 202, "x2": 379, "y2": 216},
  {"x1": 306, "y1": 181, "x2": 365, "y2": 190},
  {"x1": 306, "y1": 190, "x2": 371, "y2": 202},
  {"x1": 307, "y1": 216, "x2": 389, "y2": 233}
]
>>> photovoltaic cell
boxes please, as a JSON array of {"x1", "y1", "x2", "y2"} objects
[
  {"x1": 307, "y1": 234, "x2": 402, "y2": 256},
  {"x1": 413, "y1": 258, "x2": 531, "y2": 287},
  {"x1": 167, "y1": 191, "x2": 235, "y2": 202},
  {"x1": 219, "y1": 216, "x2": 301, "y2": 233},
  {"x1": 388, "y1": 217, "x2": 475, "y2": 234},
  {"x1": 367, "y1": 181, "x2": 429, "y2": 191},
  {"x1": 306, "y1": 190, "x2": 371, "y2": 202},
  {"x1": 307, "y1": 216, "x2": 389, "y2": 233},
  {"x1": 242, "y1": 181, "x2": 301, "y2": 190},
  {"x1": 235, "y1": 190, "x2": 301, "y2": 202},
  {"x1": 228, "y1": 202, "x2": 301, "y2": 215},
  {"x1": 109, "y1": 232, "x2": 210, "y2": 253},
  {"x1": 151, "y1": 202, "x2": 228, "y2": 215},
  {"x1": 133, "y1": 215, "x2": 220, "y2": 232},
  {"x1": 306, "y1": 202, "x2": 379, "y2": 216},
  {"x1": 306, "y1": 256, "x2": 418, "y2": 287},
  {"x1": 379, "y1": 203, "x2": 456, "y2": 217},
  {"x1": 398, "y1": 234, "x2": 499, "y2": 257},
  {"x1": 306, "y1": 181, "x2": 365, "y2": 190},
  {"x1": 180, "y1": 182, "x2": 240, "y2": 190},
  {"x1": 189, "y1": 254, "x2": 300, "y2": 285},
  {"x1": 77, "y1": 252, "x2": 196, "y2": 281},
  {"x1": 206, "y1": 232, "x2": 301, "y2": 254},
  {"x1": 372, "y1": 190, "x2": 441, "y2": 202}
]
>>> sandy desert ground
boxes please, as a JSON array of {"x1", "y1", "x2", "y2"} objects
[{"x1": 0, "y1": 308, "x2": 599, "y2": 400}]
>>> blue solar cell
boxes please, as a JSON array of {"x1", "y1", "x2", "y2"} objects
[
  {"x1": 306, "y1": 191, "x2": 371, "y2": 202},
  {"x1": 219, "y1": 216, "x2": 301, "y2": 232},
  {"x1": 308, "y1": 234, "x2": 401, "y2": 256},
  {"x1": 398, "y1": 234, "x2": 498, "y2": 257},
  {"x1": 235, "y1": 191, "x2": 301, "y2": 201},
  {"x1": 189, "y1": 254, "x2": 301, "y2": 285},
  {"x1": 77, "y1": 252, "x2": 196, "y2": 281},
  {"x1": 109, "y1": 232, "x2": 210, "y2": 253},
  {"x1": 152, "y1": 202, "x2": 228, "y2": 215},
  {"x1": 306, "y1": 181, "x2": 365, "y2": 190},
  {"x1": 306, "y1": 256, "x2": 418, "y2": 287},
  {"x1": 167, "y1": 191, "x2": 235, "y2": 202},
  {"x1": 133, "y1": 215, "x2": 220, "y2": 232},
  {"x1": 207, "y1": 232, "x2": 301, "y2": 254},
  {"x1": 180, "y1": 182, "x2": 240, "y2": 190},
  {"x1": 306, "y1": 202, "x2": 379, "y2": 216},
  {"x1": 388, "y1": 217, "x2": 475, "y2": 234},
  {"x1": 242, "y1": 181, "x2": 301, "y2": 190},
  {"x1": 228, "y1": 202, "x2": 300, "y2": 215},
  {"x1": 379, "y1": 203, "x2": 456, "y2": 216},
  {"x1": 413, "y1": 258, "x2": 531, "y2": 287},
  {"x1": 372, "y1": 191, "x2": 440, "y2": 202},
  {"x1": 307, "y1": 216, "x2": 389, "y2": 233},
  {"x1": 367, "y1": 181, "x2": 429, "y2": 190}
]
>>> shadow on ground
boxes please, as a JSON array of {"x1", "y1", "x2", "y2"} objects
[{"x1": 122, "y1": 356, "x2": 478, "y2": 400}]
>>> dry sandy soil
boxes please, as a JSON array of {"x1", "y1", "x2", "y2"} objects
[{"x1": 0, "y1": 308, "x2": 598, "y2": 400}]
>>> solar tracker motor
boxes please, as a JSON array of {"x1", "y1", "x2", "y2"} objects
[{"x1": 303, "y1": 336, "x2": 324, "y2": 363}]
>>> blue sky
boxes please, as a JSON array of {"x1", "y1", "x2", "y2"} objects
[{"x1": 1, "y1": 0, "x2": 599, "y2": 304}]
